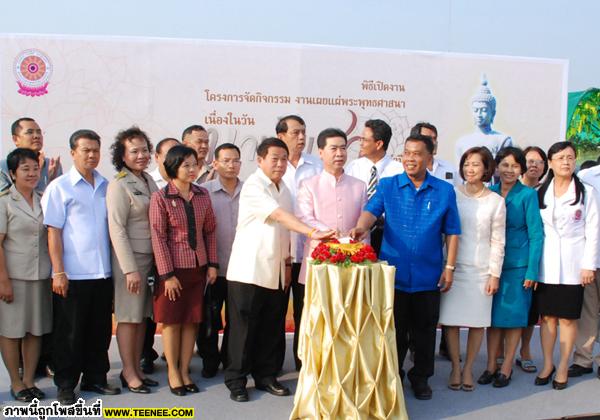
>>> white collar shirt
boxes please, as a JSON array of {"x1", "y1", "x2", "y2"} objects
[
  {"x1": 41, "y1": 166, "x2": 111, "y2": 280},
  {"x1": 429, "y1": 157, "x2": 460, "y2": 186},
  {"x1": 345, "y1": 155, "x2": 404, "y2": 186},
  {"x1": 149, "y1": 167, "x2": 168, "y2": 189},
  {"x1": 226, "y1": 168, "x2": 292, "y2": 290},
  {"x1": 281, "y1": 152, "x2": 322, "y2": 262}
]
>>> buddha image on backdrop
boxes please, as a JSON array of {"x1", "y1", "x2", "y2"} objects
[{"x1": 455, "y1": 75, "x2": 513, "y2": 164}]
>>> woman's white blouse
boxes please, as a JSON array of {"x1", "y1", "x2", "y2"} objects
[{"x1": 539, "y1": 178, "x2": 600, "y2": 285}]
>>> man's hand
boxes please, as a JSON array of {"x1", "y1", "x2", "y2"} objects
[
  {"x1": 48, "y1": 156, "x2": 61, "y2": 180},
  {"x1": 312, "y1": 230, "x2": 336, "y2": 241},
  {"x1": 52, "y1": 273, "x2": 69, "y2": 297},
  {"x1": 438, "y1": 269, "x2": 454, "y2": 293},
  {"x1": 349, "y1": 227, "x2": 369, "y2": 241},
  {"x1": 284, "y1": 265, "x2": 292, "y2": 292},
  {"x1": 207, "y1": 267, "x2": 218, "y2": 285}
]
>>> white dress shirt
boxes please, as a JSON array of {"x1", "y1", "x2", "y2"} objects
[
  {"x1": 430, "y1": 157, "x2": 460, "y2": 186},
  {"x1": 149, "y1": 167, "x2": 168, "y2": 189},
  {"x1": 41, "y1": 167, "x2": 111, "y2": 280},
  {"x1": 281, "y1": 152, "x2": 322, "y2": 263},
  {"x1": 539, "y1": 179, "x2": 600, "y2": 284},
  {"x1": 227, "y1": 168, "x2": 293, "y2": 290},
  {"x1": 345, "y1": 154, "x2": 404, "y2": 186}
]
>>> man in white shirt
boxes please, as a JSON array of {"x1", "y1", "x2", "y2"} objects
[
  {"x1": 224, "y1": 138, "x2": 333, "y2": 402},
  {"x1": 149, "y1": 137, "x2": 180, "y2": 190},
  {"x1": 411, "y1": 122, "x2": 460, "y2": 186},
  {"x1": 41, "y1": 129, "x2": 120, "y2": 405},
  {"x1": 345, "y1": 119, "x2": 403, "y2": 253},
  {"x1": 276, "y1": 115, "x2": 322, "y2": 371},
  {"x1": 569, "y1": 164, "x2": 600, "y2": 379},
  {"x1": 182, "y1": 125, "x2": 214, "y2": 183}
]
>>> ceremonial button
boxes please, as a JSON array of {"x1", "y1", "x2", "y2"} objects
[{"x1": 337, "y1": 215, "x2": 342, "y2": 219}]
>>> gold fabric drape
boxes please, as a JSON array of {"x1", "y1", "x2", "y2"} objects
[{"x1": 290, "y1": 262, "x2": 408, "y2": 420}]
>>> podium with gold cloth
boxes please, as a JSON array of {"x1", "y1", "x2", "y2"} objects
[{"x1": 290, "y1": 261, "x2": 408, "y2": 420}]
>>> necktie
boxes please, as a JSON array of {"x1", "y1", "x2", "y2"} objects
[{"x1": 367, "y1": 165, "x2": 378, "y2": 200}]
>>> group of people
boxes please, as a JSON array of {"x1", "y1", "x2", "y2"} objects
[{"x1": 0, "y1": 108, "x2": 599, "y2": 412}]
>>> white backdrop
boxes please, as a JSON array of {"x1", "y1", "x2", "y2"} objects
[{"x1": 0, "y1": 34, "x2": 568, "y2": 179}]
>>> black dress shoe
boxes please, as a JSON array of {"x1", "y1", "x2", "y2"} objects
[
  {"x1": 477, "y1": 369, "x2": 498, "y2": 385},
  {"x1": 119, "y1": 372, "x2": 150, "y2": 394},
  {"x1": 255, "y1": 379, "x2": 290, "y2": 396},
  {"x1": 57, "y1": 388, "x2": 76, "y2": 405},
  {"x1": 567, "y1": 363, "x2": 593, "y2": 378},
  {"x1": 184, "y1": 383, "x2": 200, "y2": 393},
  {"x1": 552, "y1": 379, "x2": 568, "y2": 390},
  {"x1": 534, "y1": 366, "x2": 555, "y2": 386},
  {"x1": 169, "y1": 385, "x2": 186, "y2": 396},
  {"x1": 493, "y1": 372, "x2": 512, "y2": 388},
  {"x1": 141, "y1": 377, "x2": 159, "y2": 387},
  {"x1": 140, "y1": 358, "x2": 155, "y2": 375},
  {"x1": 411, "y1": 381, "x2": 432, "y2": 400},
  {"x1": 10, "y1": 388, "x2": 33, "y2": 402},
  {"x1": 80, "y1": 382, "x2": 121, "y2": 395},
  {"x1": 230, "y1": 387, "x2": 249, "y2": 402},
  {"x1": 597, "y1": 367, "x2": 600, "y2": 379},
  {"x1": 27, "y1": 386, "x2": 46, "y2": 400}
]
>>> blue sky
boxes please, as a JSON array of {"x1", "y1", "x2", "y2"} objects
[{"x1": 0, "y1": 0, "x2": 597, "y2": 91}]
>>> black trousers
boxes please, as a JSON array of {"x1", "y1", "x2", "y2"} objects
[
  {"x1": 370, "y1": 225, "x2": 384, "y2": 255},
  {"x1": 141, "y1": 318, "x2": 158, "y2": 362},
  {"x1": 196, "y1": 276, "x2": 228, "y2": 371},
  {"x1": 52, "y1": 278, "x2": 113, "y2": 390},
  {"x1": 224, "y1": 281, "x2": 286, "y2": 389},
  {"x1": 277, "y1": 263, "x2": 304, "y2": 371},
  {"x1": 394, "y1": 289, "x2": 440, "y2": 383}
]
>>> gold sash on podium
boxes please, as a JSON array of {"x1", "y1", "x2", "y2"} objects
[{"x1": 290, "y1": 262, "x2": 408, "y2": 420}]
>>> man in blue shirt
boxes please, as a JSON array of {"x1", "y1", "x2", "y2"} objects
[
  {"x1": 351, "y1": 134, "x2": 460, "y2": 400},
  {"x1": 41, "y1": 129, "x2": 120, "y2": 405}
]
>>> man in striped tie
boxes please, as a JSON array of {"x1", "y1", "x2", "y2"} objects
[{"x1": 346, "y1": 119, "x2": 403, "y2": 253}]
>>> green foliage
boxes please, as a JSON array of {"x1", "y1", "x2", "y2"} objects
[{"x1": 568, "y1": 89, "x2": 600, "y2": 153}]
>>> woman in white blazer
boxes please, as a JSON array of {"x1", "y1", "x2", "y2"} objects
[{"x1": 534, "y1": 141, "x2": 599, "y2": 390}]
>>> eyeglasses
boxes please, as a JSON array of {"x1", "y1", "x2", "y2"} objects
[{"x1": 527, "y1": 159, "x2": 545, "y2": 166}]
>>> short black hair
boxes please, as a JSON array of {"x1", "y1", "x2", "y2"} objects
[
  {"x1": 405, "y1": 134, "x2": 434, "y2": 155},
  {"x1": 11, "y1": 117, "x2": 36, "y2": 136},
  {"x1": 275, "y1": 115, "x2": 305, "y2": 134},
  {"x1": 163, "y1": 145, "x2": 198, "y2": 179},
  {"x1": 495, "y1": 146, "x2": 527, "y2": 175},
  {"x1": 214, "y1": 143, "x2": 241, "y2": 160},
  {"x1": 410, "y1": 122, "x2": 438, "y2": 138},
  {"x1": 156, "y1": 138, "x2": 180, "y2": 155},
  {"x1": 580, "y1": 160, "x2": 598, "y2": 170},
  {"x1": 317, "y1": 128, "x2": 347, "y2": 149},
  {"x1": 181, "y1": 125, "x2": 206, "y2": 141},
  {"x1": 6, "y1": 148, "x2": 40, "y2": 181},
  {"x1": 365, "y1": 119, "x2": 392, "y2": 151},
  {"x1": 523, "y1": 145, "x2": 549, "y2": 179},
  {"x1": 459, "y1": 146, "x2": 495, "y2": 183},
  {"x1": 110, "y1": 126, "x2": 153, "y2": 171},
  {"x1": 256, "y1": 138, "x2": 289, "y2": 158},
  {"x1": 69, "y1": 129, "x2": 101, "y2": 150}
]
